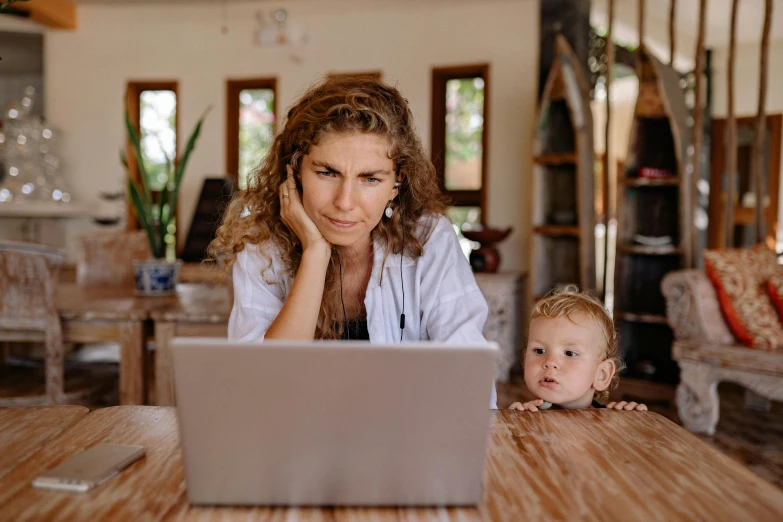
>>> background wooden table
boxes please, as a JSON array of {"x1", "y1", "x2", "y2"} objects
[
  {"x1": 56, "y1": 283, "x2": 228, "y2": 405},
  {"x1": 0, "y1": 406, "x2": 88, "y2": 480},
  {"x1": 151, "y1": 284, "x2": 230, "y2": 406},
  {"x1": 56, "y1": 283, "x2": 172, "y2": 405},
  {"x1": 0, "y1": 407, "x2": 781, "y2": 520}
]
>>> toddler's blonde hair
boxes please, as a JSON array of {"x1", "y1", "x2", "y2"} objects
[{"x1": 530, "y1": 285, "x2": 625, "y2": 401}]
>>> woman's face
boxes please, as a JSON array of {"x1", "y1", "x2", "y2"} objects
[{"x1": 299, "y1": 132, "x2": 398, "y2": 250}]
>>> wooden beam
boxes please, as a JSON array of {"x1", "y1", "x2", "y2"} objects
[
  {"x1": 690, "y1": 0, "x2": 706, "y2": 267},
  {"x1": 17, "y1": 0, "x2": 76, "y2": 30},
  {"x1": 637, "y1": 0, "x2": 645, "y2": 77},
  {"x1": 603, "y1": 0, "x2": 615, "y2": 298},
  {"x1": 753, "y1": 0, "x2": 773, "y2": 244},
  {"x1": 669, "y1": 0, "x2": 677, "y2": 66},
  {"x1": 725, "y1": 0, "x2": 739, "y2": 248}
]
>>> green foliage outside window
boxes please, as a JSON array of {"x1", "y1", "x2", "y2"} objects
[
  {"x1": 238, "y1": 89, "x2": 275, "y2": 189},
  {"x1": 445, "y1": 77, "x2": 484, "y2": 191}
]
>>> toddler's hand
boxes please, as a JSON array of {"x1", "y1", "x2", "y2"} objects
[
  {"x1": 606, "y1": 401, "x2": 648, "y2": 411},
  {"x1": 509, "y1": 399, "x2": 546, "y2": 412}
]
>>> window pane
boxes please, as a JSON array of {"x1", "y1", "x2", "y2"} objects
[
  {"x1": 139, "y1": 90, "x2": 176, "y2": 192},
  {"x1": 238, "y1": 89, "x2": 275, "y2": 189},
  {"x1": 447, "y1": 206, "x2": 481, "y2": 259},
  {"x1": 444, "y1": 77, "x2": 484, "y2": 191}
]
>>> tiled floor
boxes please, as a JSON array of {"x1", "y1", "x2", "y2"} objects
[{"x1": 497, "y1": 378, "x2": 783, "y2": 490}]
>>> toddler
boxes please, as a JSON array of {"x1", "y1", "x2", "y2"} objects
[{"x1": 510, "y1": 286, "x2": 647, "y2": 412}]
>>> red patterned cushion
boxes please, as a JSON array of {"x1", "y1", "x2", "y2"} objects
[
  {"x1": 703, "y1": 247, "x2": 783, "y2": 348},
  {"x1": 768, "y1": 273, "x2": 783, "y2": 321}
]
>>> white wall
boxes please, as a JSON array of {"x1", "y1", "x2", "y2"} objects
[
  {"x1": 40, "y1": 0, "x2": 539, "y2": 271},
  {"x1": 710, "y1": 39, "x2": 783, "y2": 248}
]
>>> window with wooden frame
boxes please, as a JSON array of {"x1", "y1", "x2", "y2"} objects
[
  {"x1": 431, "y1": 64, "x2": 489, "y2": 231},
  {"x1": 226, "y1": 78, "x2": 277, "y2": 190},
  {"x1": 709, "y1": 114, "x2": 781, "y2": 250},
  {"x1": 125, "y1": 81, "x2": 179, "y2": 257}
]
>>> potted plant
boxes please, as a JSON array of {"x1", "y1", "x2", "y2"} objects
[{"x1": 122, "y1": 107, "x2": 210, "y2": 295}]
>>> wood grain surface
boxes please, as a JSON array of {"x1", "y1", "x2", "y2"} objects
[
  {"x1": 57, "y1": 283, "x2": 166, "y2": 322},
  {"x1": 0, "y1": 406, "x2": 88, "y2": 480},
  {"x1": 674, "y1": 340, "x2": 783, "y2": 376},
  {"x1": 1, "y1": 407, "x2": 781, "y2": 521},
  {"x1": 148, "y1": 284, "x2": 231, "y2": 323}
]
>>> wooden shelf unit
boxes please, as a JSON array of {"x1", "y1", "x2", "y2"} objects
[
  {"x1": 614, "y1": 46, "x2": 693, "y2": 386},
  {"x1": 620, "y1": 177, "x2": 681, "y2": 187},
  {"x1": 616, "y1": 244, "x2": 683, "y2": 256},
  {"x1": 533, "y1": 153, "x2": 577, "y2": 166},
  {"x1": 532, "y1": 225, "x2": 580, "y2": 236},
  {"x1": 529, "y1": 35, "x2": 595, "y2": 303}
]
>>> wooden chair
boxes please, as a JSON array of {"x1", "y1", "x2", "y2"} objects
[
  {"x1": 0, "y1": 241, "x2": 66, "y2": 405},
  {"x1": 76, "y1": 230, "x2": 151, "y2": 287},
  {"x1": 71, "y1": 231, "x2": 151, "y2": 369}
]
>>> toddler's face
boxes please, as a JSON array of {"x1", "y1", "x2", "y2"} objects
[{"x1": 523, "y1": 313, "x2": 614, "y2": 409}]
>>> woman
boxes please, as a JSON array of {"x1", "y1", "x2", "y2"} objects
[{"x1": 210, "y1": 76, "x2": 496, "y2": 408}]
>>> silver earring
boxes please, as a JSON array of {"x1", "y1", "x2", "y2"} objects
[{"x1": 384, "y1": 202, "x2": 393, "y2": 218}]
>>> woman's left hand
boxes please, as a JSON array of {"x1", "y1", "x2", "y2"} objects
[{"x1": 606, "y1": 401, "x2": 648, "y2": 411}]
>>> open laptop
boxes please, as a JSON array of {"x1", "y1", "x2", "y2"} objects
[{"x1": 169, "y1": 338, "x2": 497, "y2": 506}]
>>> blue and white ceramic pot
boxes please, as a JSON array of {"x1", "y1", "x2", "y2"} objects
[{"x1": 132, "y1": 259, "x2": 183, "y2": 296}]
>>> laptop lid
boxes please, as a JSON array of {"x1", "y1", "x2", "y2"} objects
[{"x1": 170, "y1": 338, "x2": 497, "y2": 506}]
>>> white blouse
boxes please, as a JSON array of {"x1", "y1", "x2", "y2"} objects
[{"x1": 228, "y1": 214, "x2": 498, "y2": 409}]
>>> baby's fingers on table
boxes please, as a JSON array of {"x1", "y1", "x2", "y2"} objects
[
  {"x1": 609, "y1": 401, "x2": 627, "y2": 410},
  {"x1": 636, "y1": 404, "x2": 648, "y2": 411},
  {"x1": 623, "y1": 402, "x2": 639, "y2": 411},
  {"x1": 509, "y1": 402, "x2": 523, "y2": 411}
]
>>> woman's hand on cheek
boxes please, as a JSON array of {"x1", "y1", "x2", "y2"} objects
[{"x1": 280, "y1": 165, "x2": 331, "y2": 256}]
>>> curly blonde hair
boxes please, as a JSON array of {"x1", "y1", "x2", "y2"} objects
[
  {"x1": 208, "y1": 76, "x2": 447, "y2": 339},
  {"x1": 529, "y1": 285, "x2": 625, "y2": 401}
]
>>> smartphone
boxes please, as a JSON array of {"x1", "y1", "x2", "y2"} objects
[{"x1": 32, "y1": 444, "x2": 146, "y2": 493}]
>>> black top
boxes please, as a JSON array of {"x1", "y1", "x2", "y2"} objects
[{"x1": 340, "y1": 316, "x2": 370, "y2": 341}]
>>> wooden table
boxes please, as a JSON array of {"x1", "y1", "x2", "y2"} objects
[
  {"x1": 1, "y1": 407, "x2": 781, "y2": 520},
  {"x1": 56, "y1": 283, "x2": 229, "y2": 406},
  {"x1": 151, "y1": 284, "x2": 230, "y2": 406},
  {"x1": 56, "y1": 283, "x2": 172, "y2": 405},
  {"x1": 0, "y1": 406, "x2": 88, "y2": 480}
]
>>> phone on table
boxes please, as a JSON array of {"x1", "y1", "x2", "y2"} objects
[{"x1": 32, "y1": 444, "x2": 146, "y2": 493}]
